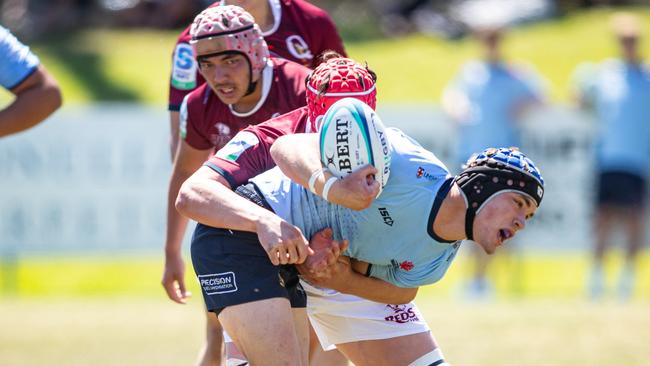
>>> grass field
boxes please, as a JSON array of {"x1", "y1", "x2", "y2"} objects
[
  {"x1": 1, "y1": 252, "x2": 649, "y2": 365},
  {"x1": 3, "y1": 8, "x2": 650, "y2": 106},
  {"x1": 1, "y1": 297, "x2": 649, "y2": 366}
]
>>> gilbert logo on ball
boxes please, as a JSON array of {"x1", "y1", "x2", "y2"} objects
[{"x1": 319, "y1": 98, "x2": 391, "y2": 196}]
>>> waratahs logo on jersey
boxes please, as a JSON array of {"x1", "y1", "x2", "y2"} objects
[{"x1": 286, "y1": 35, "x2": 313, "y2": 61}]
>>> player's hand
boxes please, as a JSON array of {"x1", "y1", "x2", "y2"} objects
[
  {"x1": 300, "y1": 256, "x2": 353, "y2": 290},
  {"x1": 297, "y1": 228, "x2": 349, "y2": 276},
  {"x1": 329, "y1": 164, "x2": 380, "y2": 210},
  {"x1": 161, "y1": 253, "x2": 191, "y2": 304},
  {"x1": 256, "y1": 213, "x2": 314, "y2": 265}
]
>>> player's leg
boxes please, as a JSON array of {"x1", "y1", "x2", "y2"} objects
[
  {"x1": 219, "y1": 298, "x2": 307, "y2": 366},
  {"x1": 337, "y1": 331, "x2": 442, "y2": 366},
  {"x1": 191, "y1": 224, "x2": 307, "y2": 366},
  {"x1": 196, "y1": 312, "x2": 225, "y2": 366},
  {"x1": 617, "y1": 174, "x2": 647, "y2": 299},
  {"x1": 306, "y1": 283, "x2": 442, "y2": 366},
  {"x1": 308, "y1": 324, "x2": 348, "y2": 366}
]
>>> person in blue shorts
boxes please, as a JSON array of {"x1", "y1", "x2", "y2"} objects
[
  {"x1": 573, "y1": 13, "x2": 650, "y2": 300},
  {"x1": 0, "y1": 25, "x2": 62, "y2": 138},
  {"x1": 183, "y1": 99, "x2": 544, "y2": 365}
]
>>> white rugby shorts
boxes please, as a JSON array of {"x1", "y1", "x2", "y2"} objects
[{"x1": 302, "y1": 281, "x2": 431, "y2": 351}]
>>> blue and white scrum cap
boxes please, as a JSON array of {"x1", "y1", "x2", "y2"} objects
[{"x1": 454, "y1": 147, "x2": 545, "y2": 240}]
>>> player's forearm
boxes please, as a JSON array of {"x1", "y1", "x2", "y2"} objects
[
  {"x1": 335, "y1": 272, "x2": 418, "y2": 304},
  {"x1": 0, "y1": 67, "x2": 62, "y2": 137},
  {"x1": 270, "y1": 133, "x2": 322, "y2": 189},
  {"x1": 169, "y1": 111, "x2": 180, "y2": 162},
  {"x1": 165, "y1": 169, "x2": 192, "y2": 256},
  {"x1": 176, "y1": 168, "x2": 271, "y2": 233}
]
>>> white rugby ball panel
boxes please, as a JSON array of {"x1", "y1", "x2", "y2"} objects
[{"x1": 319, "y1": 98, "x2": 391, "y2": 193}]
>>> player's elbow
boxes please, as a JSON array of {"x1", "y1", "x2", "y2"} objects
[
  {"x1": 269, "y1": 135, "x2": 288, "y2": 164},
  {"x1": 174, "y1": 181, "x2": 194, "y2": 217},
  {"x1": 39, "y1": 69, "x2": 63, "y2": 113}
]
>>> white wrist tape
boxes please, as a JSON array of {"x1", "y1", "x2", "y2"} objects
[
  {"x1": 321, "y1": 176, "x2": 338, "y2": 201},
  {"x1": 308, "y1": 168, "x2": 326, "y2": 194}
]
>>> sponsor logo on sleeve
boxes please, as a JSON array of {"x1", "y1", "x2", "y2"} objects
[
  {"x1": 416, "y1": 166, "x2": 435, "y2": 181},
  {"x1": 171, "y1": 43, "x2": 197, "y2": 90},
  {"x1": 215, "y1": 131, "x2": 259, "y2": 161},
  {"x1": 199, "y1": 272, "x2": 238, "y2": 295}
]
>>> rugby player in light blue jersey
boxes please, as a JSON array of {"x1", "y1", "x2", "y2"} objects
[
  {"x1": 265, "y1": 128, "x2": 544, "y2": 288},
  {"x1": 0, "y1": 25, "x2": 61, "y2": 138},
  {"x1": 186, "y1": 100, "x2": 544, "y2": 366},
  {"x1": 573, "y1": 12, "x2": 650, "y2": 300}
]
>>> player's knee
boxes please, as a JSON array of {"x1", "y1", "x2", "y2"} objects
[{"x1": 408, "y1": 348, "x2": 450, "y2": 366}]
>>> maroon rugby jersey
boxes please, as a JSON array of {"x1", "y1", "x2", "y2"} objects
[
  {"x1": 169, "y1": 0, "x2": 346, "y2": 111},
  {"x1": 204, "y1": 106, "x2": 310, "y2": 188},
  {"x1": 181, "y1": 58, "x2": 309, "y2": 150}
]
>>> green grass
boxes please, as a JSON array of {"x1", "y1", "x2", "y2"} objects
[
  {"x1": 2, "y1": 250, "x2": 649, "y2": 299},
  {"x1": 4, "y1": 8, "x2": 650, "y2": 106},
  {"x1": 1, "y1": 252, "x2": 648, "y2": 365},
  {"x1": 0, "y1": 297, "x2": 648, "y2": 365}
]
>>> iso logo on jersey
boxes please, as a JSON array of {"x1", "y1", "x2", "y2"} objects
[{"x1": 172, "y1": 43, "x2": 197, "y2": 90}]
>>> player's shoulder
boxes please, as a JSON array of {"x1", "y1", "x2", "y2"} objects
[
  {"x1": 385, "y1": 128, "x2": 449, "y2": 177},
  {"x1": 248, "y1": 106, "x2": 309, "y2": 137},
  {"x1": 505, "y1": 61, "x2": 539, "y2": 80},
  {"x1": 271, "y1": 57, "x2": 311, "y2": 85},
  {"x1": 282, "y1": 0, "x2": 331, "y2": 20},
  {"x1": 272, "y1": 56, "x2": 311, "y2": 74}
]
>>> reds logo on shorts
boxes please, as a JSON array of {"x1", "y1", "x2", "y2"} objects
[{"x1": 384, "y1": 304, "x2": 420, "y2": 324}]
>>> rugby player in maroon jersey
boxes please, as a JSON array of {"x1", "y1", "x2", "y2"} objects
[
  {"x1": 168, "y1": 0, "x2": 346, "y2": 158},
  {"x1": 161, "y1": 6, "x2": 313, "y2": 365},
  {"x1": 177, "y1": 58, "x2": 451, "y2": 366}
]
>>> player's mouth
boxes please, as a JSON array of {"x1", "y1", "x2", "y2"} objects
[
  {"x1": 497, "y1": 229, "x2": 514, "y2": 246},
  {"x1": 216, "y1": 85, "x2": 236, "y2": 97}
]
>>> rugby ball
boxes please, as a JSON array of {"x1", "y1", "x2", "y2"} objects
[{"x1": 319, "y1": 98, "x2": 391, "y2": 196}]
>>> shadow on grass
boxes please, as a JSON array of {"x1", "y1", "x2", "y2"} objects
[{"x1": 34, "y1": 33, "x2": 139, "y2": 102}]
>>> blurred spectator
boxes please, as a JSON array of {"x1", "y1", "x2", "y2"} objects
[
  {"x1": 441, "y1": 25, "x2": 545, "y2": 299},
  {"x1": 0, "y1": 25, "x2": 62, "y2": 138},
  {"x1": 572, "y1": 12, "x2": 650, "y2": 301}
]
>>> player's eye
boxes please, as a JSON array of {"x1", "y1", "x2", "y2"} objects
[
  {"x1": 514, "y1": 198, "x2": 523, "y2": 209},
  {"x1": 225, "y1": 58, "x2": 239, "y2": 66}
]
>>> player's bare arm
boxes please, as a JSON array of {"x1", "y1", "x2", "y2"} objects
[
  {"x1": 297, "y1": 228, "x2": 419, "y2": 304},
  {"x1": 176, "y1": 166, "x2": 313, "y2": 265},
  {"x1": 162, "y1": 140, "x2": 212, "y2": 303},
  {"x1": 270, "y1": 133, "x2": 380, "y2": 210},
  {"x1": 0, "y1": 64, "x2": 62, "y2": 137},
  {"x1": 168, "y1": 111, "x2": 180, "y2": 161}
]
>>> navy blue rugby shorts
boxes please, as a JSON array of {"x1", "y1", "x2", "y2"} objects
[
  {"x1": 190, "y1": 185, "x2": 306, "y2": 314},
  {"x1": 597, "y1": 171, "x2": 646, "y2": 208}
]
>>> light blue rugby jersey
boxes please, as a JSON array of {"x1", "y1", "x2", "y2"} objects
[
  {"x1": 0, "y1": 25, "x2": 40, "y2": 89},
  {"x1": 574, "y1": 59, "x2": 650, "y2": 174},
  {"x1": 251, "y1": 128, "x2": 462, "y2": 288},
  {"x1": 447, "y1": 61, "x2": 543, "y2": 164}
]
